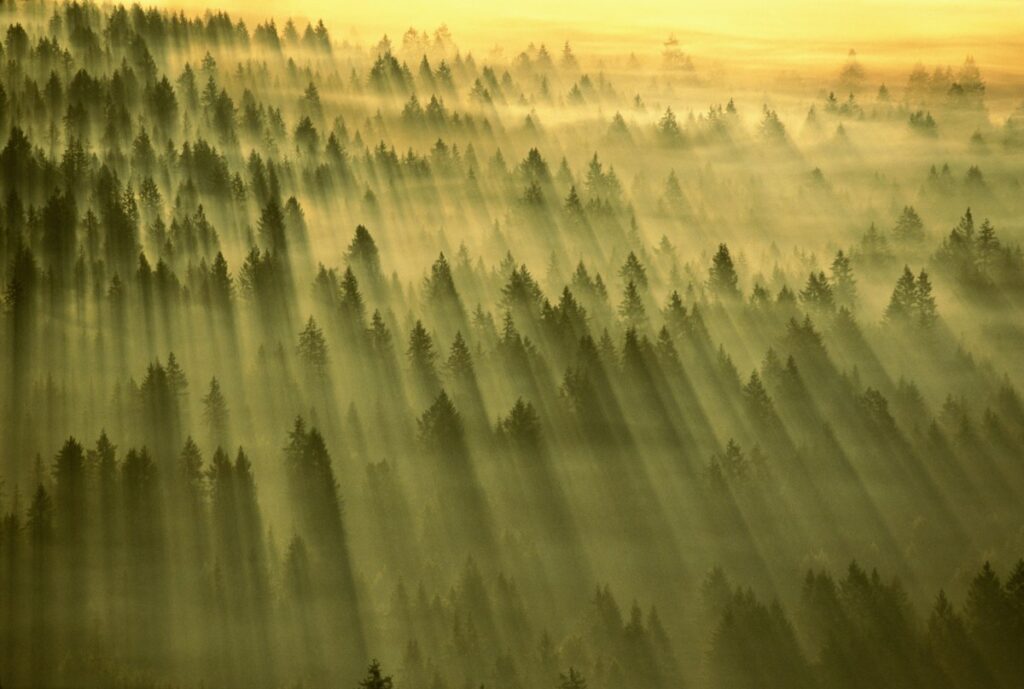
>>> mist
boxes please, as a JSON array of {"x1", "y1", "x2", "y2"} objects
[{"x1": 0, "y1": 1, "x2": 1023, "y2": 688}]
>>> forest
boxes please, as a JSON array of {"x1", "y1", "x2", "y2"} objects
[{"x1": 0, "y1": 1, "x2": 1022, "y2": 687}]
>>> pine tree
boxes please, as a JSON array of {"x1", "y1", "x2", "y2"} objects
[
  {"x1": 564, "y1": 185, "x2": 584, "y2": 216},
  {"x1": 52, "y1": 437, "x2": 85, "y2": 516},
  {"x1": 893, "y1": 205, "x2": 925, "y2": 242},
  {"x1": 927, "y1": 589, "x2": 988, "y2": 688},
  {"x1": 619, "y1": 251, "x2": 648, "y2": 289},
  {"x1": 298, "y1": 316, "x2": 328, "y2": 375},
  {"x1": 339, "y1": 267, "x2": 366, "y2": 326},
  {"x1": 166, "y1": 352, "x2": 188, "y2": 397},
  {"x1": 885, "y1": 266, "x2": 917, "y2": 324},
  {"x1": 179, "y1": 437, "x2": 203, "y2": 488},
  {"x1": 425, "y1": 253, "x2": 463, "y2": 320},
  {"x1": 744, "y1": 371, "x2": 774, "y2": 424},
  {"x1": 977, "y1": 219, "x2": 999, "y2": 270},
  {"x1": 708, "y1": 243, "x2": 740, "y2": 298},
  {"x1": 209, "y1": 252, "x2": 234, "y2": 309},
  {"x1": 658, "y1": 107, "x2": 682, "y2": 145},
  {"x1": 202, "y1": 377, "x2": 229, "y2": 444},
  {"x1": 408, "y1": 320, "x2": 440, "y2": 393},
  {"x1": 257, "y1": 198, "x2": 286, "y2": 252},
  {"x1": 497, "y1": 398, "x2": 543, "y2": 457},
  {"x1": 965, "y1": 562, "x2": 1008, "y2": 641},
  {"x1": 446, "y1": 331, "x2": 474, "y2": 378},
  {"x1": 915, "y1": 270, "x2": 938, "y2": 328},
  {"x1": 799, "y1": 271, "x2": 834, "y2": 312},
  {"x1": 369, "y1": 309, "x2": 393, "y2": 356},
  {"x1": 418, "y1": 389, "x2": 463, "y2": 452},
  {"x1": 558, "y1": 667, "x2": 587, "y2": 689},
  {"x1": 359, "y1": 660, "x2": 394, "y2": 689},
  {"x1": 664, "y1": 291, "x2": 687, "y2": 334},
  {"x1": 618, "y1": 280, "x2": 647, "y2": 329},
  {"x1": 831, "y1": 250, "x2": 857, "y2": 307}
]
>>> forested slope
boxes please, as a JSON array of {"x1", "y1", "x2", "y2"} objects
[{"x1": 0, "y1": 2, "x2": 1022, "y2": 688}]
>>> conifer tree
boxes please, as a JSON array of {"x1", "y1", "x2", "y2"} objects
[{"x1": 708, "y1": 244, "x2": 740, "y2": 298}]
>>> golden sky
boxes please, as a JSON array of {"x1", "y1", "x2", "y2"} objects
[
  {"x1": 160, "y1": 0, "x2": 1023, "y2": 39},
  {"x1": 160, "y1": 0, "x2": 1024, "y2": 73}
]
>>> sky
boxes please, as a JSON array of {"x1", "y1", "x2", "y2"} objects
[
  {"x1": 161, "y1": 0, "x2": 1023, "y2": 40},
  {"x1": 156, "y1": 0, "x2": 1024, "y2": 77}
]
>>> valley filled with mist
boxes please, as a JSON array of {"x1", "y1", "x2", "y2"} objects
[{"x1": 0, "y1": 2, "x2": 1023, "y2": 688}]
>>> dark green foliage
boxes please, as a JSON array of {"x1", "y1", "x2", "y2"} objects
[
  {"x1": 408, "y1": 319, "x2": 440, "y2": 394},
  {"x1": 708, "y1": 244, "x2": 739, "y2": 298},
  {"x1": 893, "y1": 206, "x2": 925, "y2": 243},
  {"x1": 885, "y1": 266, "x2": 938, "y2": 328},
  {"x1": 360, "y1": 660, "x2": 394, "y2": 689},
  {"x1": 298, "y1": 316, "x2": 329, "y2": 375},
  {"x1": 800, "y1": 271, "x2": 834, "y2": 312},
  {"x1": 707, "y1": 588, "x2": 812, "y2": 689}
]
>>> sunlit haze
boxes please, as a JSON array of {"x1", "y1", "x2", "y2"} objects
[{"x1": 0, "y1": 0, "x2": 1023, "y2": 688}]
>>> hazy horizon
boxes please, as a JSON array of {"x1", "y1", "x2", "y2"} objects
[{"x1": 147, "y1": 0, "x2": 1024, "y2": 55}]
